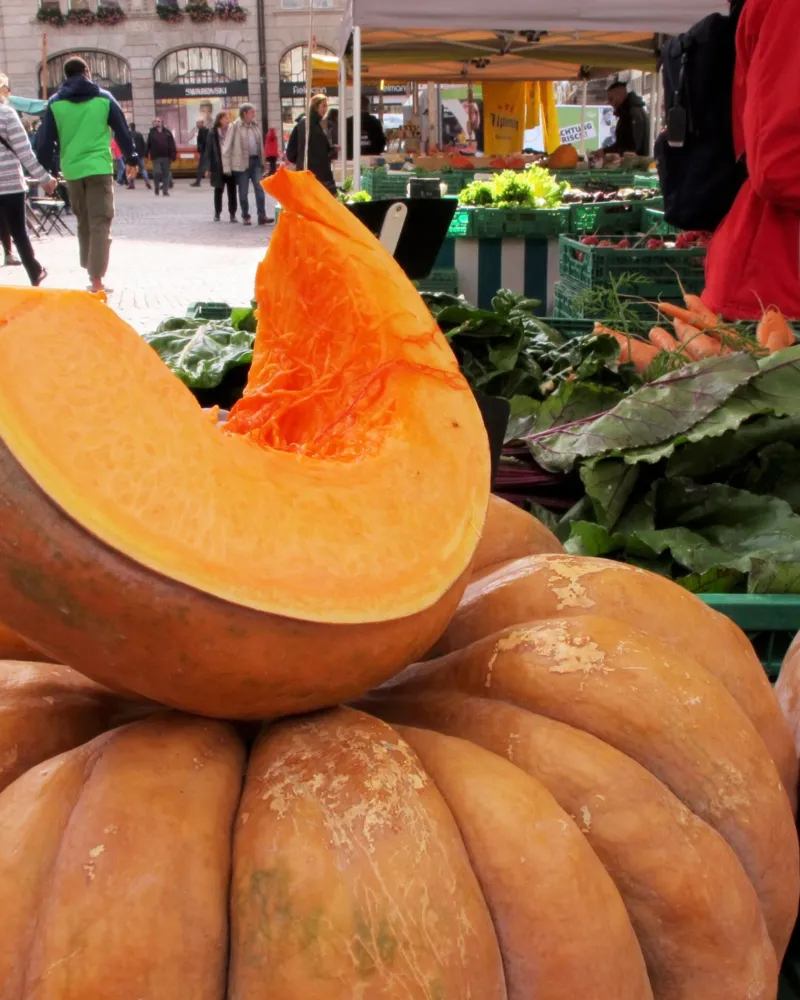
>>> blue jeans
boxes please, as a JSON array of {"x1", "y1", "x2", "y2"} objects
[
  {"x1": 117, "y1": 159, "x2": 149, "y2": 184},
  {"x1": 235, "y1": 155, "x2": 266, "y2": 220}
]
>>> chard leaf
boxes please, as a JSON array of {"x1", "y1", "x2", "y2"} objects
[
  {"x1": 144, "y1": 320, "x2": 255, "y2": 389},
  {"x1": 630, "y1": 479, "x2": 800, "y2": 575},
  {"x1": 748, "y1": 560, "x2": 800, "y2": 594},
  {"x1": 580, "y1": 458, "x2": 639, "y2": 529},
  {"x1": 527, "y1": 353, "x2": 758, "y2": 473}
]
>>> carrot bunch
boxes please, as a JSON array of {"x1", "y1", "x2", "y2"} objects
[{"x1": 593, "y1": 291, "x2": 796, "y2": 375}]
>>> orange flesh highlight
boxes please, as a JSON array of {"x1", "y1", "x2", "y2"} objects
[{"x1": 0, "y1": 171, "x2": 489, "y2": 623}]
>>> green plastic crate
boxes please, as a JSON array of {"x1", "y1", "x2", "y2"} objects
[
  {"x1": 699, "y1": 594, "x2": 800, "y2": 679},
  {"x1": 569, "y1": 201, "x2": 643, "y2": 235},
  {"x1": 500, "y1": 207, "x2": 570, "y2": 238},
  {"x1": 558, "y1": 234, "x2": 707, "y2": 296},
  {"x1": 362, "y1": 170, "x2": 414, "y2": 199},
  {"x1": 641, "y1": 207, "x2": 679, "y2": 236},
  {"x1": 633, "y1": 172, "x2": 660, "y2": 189},
  {"x1": 185, "y1": 302, "x2": 231, "y2": 320},
  {"x1": 415, "y1": 268, "x2": 459, "y2": 295},
  {"x1": 447, "y1": 207, "x2": 505, "y2": 239},
  {"x1": 552, "y1": 277, "x2": 683, "y2": 322}
]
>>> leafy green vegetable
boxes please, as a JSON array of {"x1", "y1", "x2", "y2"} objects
[
  {"x1": 458, "y1": 167, "x2": 567, "y2": 209},
  {"x1": 144, "y1": 318, "x2": 255, "y2": 389},
  {"x1": 526, "y1": 353, "x2": 758, "y2": 473}
]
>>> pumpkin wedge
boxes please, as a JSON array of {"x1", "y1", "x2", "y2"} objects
[{"x1": 0, "y1": 170, "x2": 489, "y2": 719}]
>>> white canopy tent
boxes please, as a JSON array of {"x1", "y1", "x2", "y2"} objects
[
  {"x1": 337, "y1": 1, "x2": 726, "y2": 187},
  {"x1": 339, "y1": 2, "x2": 727, "y2": 39}
]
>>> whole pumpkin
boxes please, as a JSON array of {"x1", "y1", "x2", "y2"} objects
[
  {"x1": 548, "y1": 143, "x2": 580, "y2": 169},
  {"x1": 0, "y1": 568, "x2": 796, "y2": 1000},
  {"x1": 0, "y1": 170, "x2": 490, "y2": 720}
]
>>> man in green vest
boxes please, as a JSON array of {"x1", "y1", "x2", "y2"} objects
[{"x1": 36, "y1": 56, "x2": 138, "y2": 294}]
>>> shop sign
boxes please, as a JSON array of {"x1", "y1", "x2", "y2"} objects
[{"x1": 154, "y1": 80, "x2": 249, "y2": 100}]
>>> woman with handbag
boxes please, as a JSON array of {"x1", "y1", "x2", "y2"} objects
[
  {"x1": 208, "y1": 110, "x2": 238, "y2": 223},
  {"x1": 0, "y1": 74, "x2": 56, "y2": 285}
]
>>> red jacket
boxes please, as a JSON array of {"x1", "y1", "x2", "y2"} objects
[
  {"x1": 703, "y1": 0, "x2": 800, "y2": 319},
  {"x1": 264, "y1": 128, "x2": 279, "y2": 158}
]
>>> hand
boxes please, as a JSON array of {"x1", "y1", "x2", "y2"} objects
[
  {"x1": 42, "y1": 178, "x2": 57, "y2": 196},
  {"x1": 126, "y1": 165, "x2": 137, "y2": 181}
]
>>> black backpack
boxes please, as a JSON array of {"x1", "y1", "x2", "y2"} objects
[{"x1": 655, "y1": 0, "x2": 747, "y2": 232}]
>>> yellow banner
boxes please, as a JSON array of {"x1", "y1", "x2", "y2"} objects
[{"x1": 483, "y1": 82, "x2": 526, "y2": 156}]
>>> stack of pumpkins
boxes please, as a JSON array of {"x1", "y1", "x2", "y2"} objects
[{"x1": 0, "y1": 169, "x2": 797, "y2": 999}]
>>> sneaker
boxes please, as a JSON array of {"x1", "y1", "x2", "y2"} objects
[
  {"x1": 128, "y1": 183, "x2": 135, "y2": 190},
  {"x1": 229, "y1": 214, "x2": 237, "y2": 223},
  {"x1": 258, "y1": 216, "x2": 274, "y2": 226},
  {"x1": 145, "y1": 181, "x2": 152, "y2": 190},
  {"x1": 162, "y1": 192, "x2": 170, "y2": 197},
  {"x1": 242, "y1": 216, "x2": 252, "y2": 226},
  {"x1": 154, "y1": 189, "x2": 160, "y2": 196},
  {"x1": 214, "y1": 213, "x2": 221, "y2": 222},
  {"x1": 4, "y1": 254, "x2": 21, "y2": 267},
  {"x1": 190, "y1": 181, "x2": 201, "y2": 188}
]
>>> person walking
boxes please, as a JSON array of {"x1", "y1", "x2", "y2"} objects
[
  {"x1": 264, "y1": 126, "x2": 279, "y2": 177},
  {"x1": 208, "y1": 110, "x2": 238, "y2": 223},
  {"x1": 0, "y1": 93, "x2": 56, "y2": 286},
  {"x1": 286, "y1": 94, "x2": 336, "y2": 194},
  {"x1": 146, "y1": 118, "x2": 176, "y2": 198},
  {"x1": 127, "y1": 123, "x2": 152, "y2": 190},
  {"x1": 35, "y1": 55, "x2": 137, "y2": 294},
  {"x1": 0, "y1": 73, "x2": 20, "y2": 267},
  {"x1": 191, "y1": 117, "x2": 209, "y2": 187},
  {"x1": 223, "y1": 104, "x2": 273, "y2": 226}
]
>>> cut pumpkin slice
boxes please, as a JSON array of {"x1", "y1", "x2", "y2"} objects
[{"x1": 0, "y1": 169, "x2": 489, "y2": 719}]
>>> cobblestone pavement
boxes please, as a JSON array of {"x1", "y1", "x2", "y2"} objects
[{"x1": 0, "y1": 180, "x2": 273, "y2": 334}]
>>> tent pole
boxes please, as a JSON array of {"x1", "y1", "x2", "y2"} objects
[
  {"x1": 338, "y1": 50, "x2": 347, "y2": 188},
  {"x1": 648, "y1": 70, "x2": 658, "y2": 155},
  {"x1": 352, "y1": 26, "x2": 362, "y2": 192},
  {"x1": 579, "y1": 80, "x2": 587, "y2": 159}
]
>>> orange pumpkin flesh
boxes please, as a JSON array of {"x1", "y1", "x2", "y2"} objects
[{"x1": 0, "y1": 170, "x2": 489, "y2": 717}]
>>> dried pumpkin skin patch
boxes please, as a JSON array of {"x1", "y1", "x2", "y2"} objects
[{"x1": 0, "y1": 169, "x2": 490, "y2": 718}]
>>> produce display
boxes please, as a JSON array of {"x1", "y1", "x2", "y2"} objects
[
  {"x1": 0, "y1": 536, "x2": 797, "y2": 997},
  {"x1": 0, "y1": 164, "x2": 799, "y2": 997},
  {"x1": 459, "y1": 165, "x2": 568, "y2": 209},
  {"x1": 0, "y1": 170, "x2": 490, "y2": 719}
]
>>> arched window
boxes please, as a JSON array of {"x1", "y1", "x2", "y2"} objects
[
  {"x1": 47, "y1": 51, "x2": 132, "y2": 117},
  {"x1": 279, "y1": 44, "x2": 336, "y2": 145},
  {"x1": 153, "y1": 47, "x2": 249, "y2": 145}
]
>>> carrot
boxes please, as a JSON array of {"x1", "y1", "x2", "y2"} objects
[
  {"x1": 673, "y1": 318, "x2": 722, "y2": 360},
  {"x1": 683, "y1": 293, "x2": 720, "y2": 328},
  {"x1": 757, "y1": 308, "x2": 795, "y2": 352},
  {"x1": 653, "y1": 301, "x2": 721, "y2": 331},
  {"x1": 594, "y1": 323, "x2": 658, "y2": 373},
  {"x1": 648, "y1": 326, "x2": 680, "y2": 352}
]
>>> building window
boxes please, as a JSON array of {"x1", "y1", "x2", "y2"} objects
[
  {"x1": 154, "y1": 46, "x2": 249, "y2": 145},
  {"x1": 39, "y1": 0, "x2": 62, "y2": 10},
  {"x1": 46, "y1": 51, "x2": 133, "y2": 117},
  {"x1": 279, "y1": 43, "x2": 336, "y2": 145}
]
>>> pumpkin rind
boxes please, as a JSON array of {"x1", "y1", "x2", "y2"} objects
[
  {"x1": 397, "y1": 724, "x2": 654, "y2": 1000},
  {"x1": 471, "y1": 496, "x2": 563, "y2": 574},
  {"x1": 230, "y1": 708, "x2": 507, "y2": 999},
  {"x1": 388, "y1": 615, "x2": 800, "y2": 958},
  {"x1": 368, "y1": 691, "x2": 778, "y2": 1000},
  {"x1": 0, "y1": 660, "x2": 141, "y2": 794},
  {"x1": 0, "y1": 714, "x2": 244, "y2": 999},
  {"x1": 435, "y1": 554, "x2": 798, "y2": 804}
]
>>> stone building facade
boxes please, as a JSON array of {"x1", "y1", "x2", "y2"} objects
[{"x1": 0, "y1": 0, "x2": 344, "y2": 146}]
